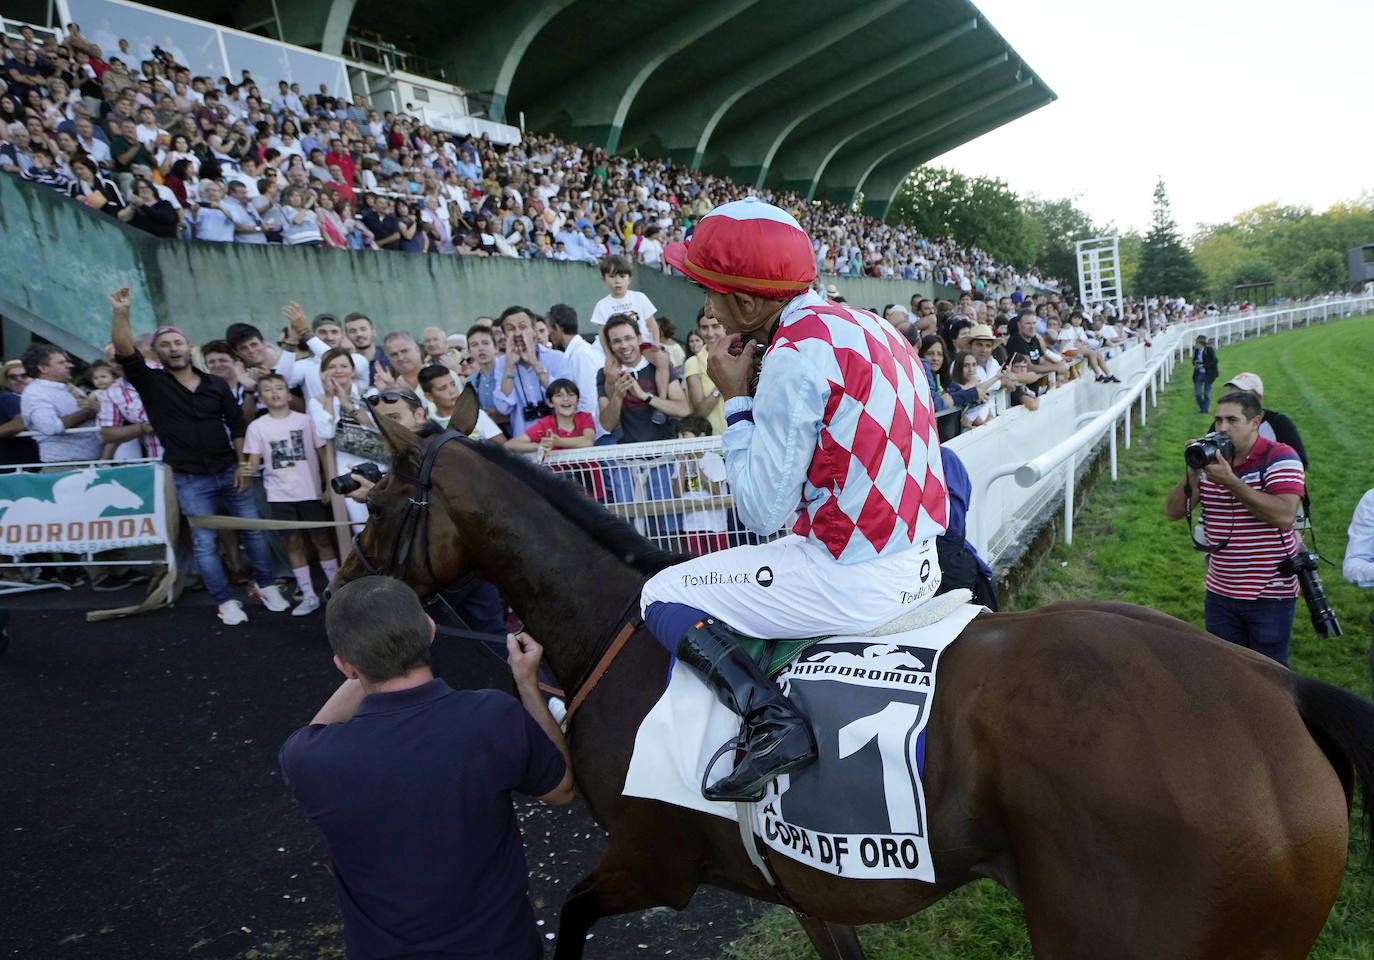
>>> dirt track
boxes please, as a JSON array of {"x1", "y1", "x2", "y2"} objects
[{"x1": 0, "y1": 592, "x2": 763, "y2": 959}]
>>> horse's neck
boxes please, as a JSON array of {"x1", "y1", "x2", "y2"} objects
[{"x1": 470, "y1": 509, "x2": 645, "y2": 692}]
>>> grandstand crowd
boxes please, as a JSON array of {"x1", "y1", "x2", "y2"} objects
[
  {"x1": 1, "y1": 18, "x2": 1052, "y2": 290},
  {"x1": 0, "y1": 14, "x2": 1219, "y2": 615}
]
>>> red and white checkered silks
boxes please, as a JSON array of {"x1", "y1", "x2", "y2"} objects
[{"x1": 771, "y1": 299, "x2": 948, "y2": 563}]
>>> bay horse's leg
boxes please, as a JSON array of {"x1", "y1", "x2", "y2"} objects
[
  {"x1": 794, "y1": 915, "x2": 867, "y2": 960},
  {"x1": 551, "y1": 842, "x2": 697, "y2": 960}
]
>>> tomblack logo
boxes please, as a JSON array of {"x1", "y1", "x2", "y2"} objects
[
  {"x1": 756, "y1": 566, "x2": 774, "y2": 588},
  {"x1": 919, "y1": 559, "x2": 931, "y2": 583}
]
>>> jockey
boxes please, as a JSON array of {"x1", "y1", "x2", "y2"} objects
[{"x1": 643, "y1": 198, "x2": 949, "y2": 802}]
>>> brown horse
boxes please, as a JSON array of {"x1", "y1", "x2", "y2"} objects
[{"x1": 332, "y1": 408, "x2": 1374, "y2": 960}]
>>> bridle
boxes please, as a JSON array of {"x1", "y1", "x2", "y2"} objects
[{"x1": 350, "y1": 428, "x2": 464, "y2": 582}]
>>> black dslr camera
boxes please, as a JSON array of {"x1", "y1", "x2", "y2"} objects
[
  {"x1": 1185, "y1": 432, "x2": 1235, "y2": 469},
  {"x1": 330, "y1": 461, "x2": 383, "y2": 496},
  {"x1": 522, "y1": 400, "x2": 552, "y2": 422},
  {"x1": 1278, "y1": 552, "x2": 1343, "y2": 638}
]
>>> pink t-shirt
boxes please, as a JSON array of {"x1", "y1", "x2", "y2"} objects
[{"x1": 244, "y1": 410, "x2": 325, "y2": 503}]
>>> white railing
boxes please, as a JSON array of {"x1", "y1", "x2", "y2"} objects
[{"x1": 511, "y1": 294, "x2": 1374, "y2": 564}]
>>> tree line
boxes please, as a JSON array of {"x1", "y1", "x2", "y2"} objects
[{"x1": 889, "y1": 166, "x2": 1373, "y2": 302}]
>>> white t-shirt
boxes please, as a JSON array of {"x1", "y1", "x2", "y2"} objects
[{"x1": 589, "y1": 290, "x2": 657, "y2": 342}]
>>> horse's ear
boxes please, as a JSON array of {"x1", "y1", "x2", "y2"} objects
[
  {"x1": 371, "y1": 404, "x2": 425, "y2": 465},
  {"x1": 449, "y1": 382, "x2": 480, "y2": 437}
]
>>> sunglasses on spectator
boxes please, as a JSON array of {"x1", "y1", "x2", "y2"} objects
[{"x1": 365, "y1": 391, "x2": 423, "y2": 409}]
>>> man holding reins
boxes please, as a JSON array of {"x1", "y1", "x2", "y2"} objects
[{"x1": 642, "y1": 198, "x2": 949, "y2": 803}]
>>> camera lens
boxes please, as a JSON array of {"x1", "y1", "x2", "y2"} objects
[{"x1": 331, "y1": 473, "x2": 360, "y2": 496}]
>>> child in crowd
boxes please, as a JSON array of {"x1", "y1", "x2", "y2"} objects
[
  {"x1": 507, "y1": 379, "x2": 603, "y2": 499},
  {"x1": 89, "y1": 359, "x2": 140, "y2": 461},
  {"x1": 952, "y1": 350, "x2": 994, "y2": 428},
  {"x1": 507, "y1": 378, "x2": 595, "y2": 455},
  {"x1": 463, "y1": 323, "x2": 508, "y2": 433},
  {"x1": 416, "y1": 364, "x2": 506, "y2": 442},
  {"x1": 239, "y1": 372, "x2": 338, "y2": 616},
  {"x1": 1007, "y1": 355, "x2": 1043, "y2": 411},
  {"x1": 589, "y1": 255, "x2": 668, "y2": 397},
  {"x1": 673, "y1": 415, "x2": 730, "y2": 555}
]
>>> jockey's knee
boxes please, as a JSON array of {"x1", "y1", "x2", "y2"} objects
[{"x1": 644, "y1": 601, "x2": 709, "y2": 654}]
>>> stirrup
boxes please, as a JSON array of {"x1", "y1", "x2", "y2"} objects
[{"x1": 701, "y1": 734, "x2": 762, "y2": 802}]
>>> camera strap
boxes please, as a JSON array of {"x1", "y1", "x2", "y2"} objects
[{"x1": 1184, "y1": 478, "x2": 1229, "y2": 554}]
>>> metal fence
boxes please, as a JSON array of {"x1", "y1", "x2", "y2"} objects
[{"x1": 545, "y1": 294, "x2": 1372, "y2": 564}]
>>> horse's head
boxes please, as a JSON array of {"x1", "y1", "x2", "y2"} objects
[
  {"x1": 329, "y1": 385, "x2": 480, "y2": 599},
  {"x1": 97, "y1": 481, "x2": 144, "y2": 511}
]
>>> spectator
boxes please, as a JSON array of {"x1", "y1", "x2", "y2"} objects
[
  {"x1": 673, "y1": 414, "x2": 729, "y2": 555},
  {"x1": 0, "y1": 359, "x2": 38, "y2": 465},
  {"x1": 96, "y1": 337, "x2": 161, "y2": 462},
  {"x1": 416, "y1": 365, "x2": 504, "y2": 441},
  {"x1": 1006, "y1": 354, "x2": 1043, "y2": 411},
  {"x1": 950, "y1": 351, "x2": 992, "y2": 428},
  {"x1": 239, "y1": 372, "x2": 336, "y2": 616},
  {"x1": 220, "y1": 179, "x2": 266, "y2": 242},
  {"x1": 1163, "y1": 390, "x2": 1305, "y2": 666},
  {"x1": 683, "y1": 302, "x2": 727, "y2": 435},
  {"x1": 109, "y1": 286, "x2": 290, "y2": 624},
  {"x1": 1005, "y1": 309, "x2": 1069, "y2": 383},
  {"x1": 227, "y1": 319, "x2": 300, "y2": 392},
  {"x1": 491, "y1": 306, "x2": 571, "y2": 437},
  {"x1": 123, "y1": 176, "x2": 179, "y2": 237},
  {"x1": 377, "y1": 331, "x2": 426, "y2": 394},
  {"x1": 596, "y1": 314, "x2": 687, "y2": 442},
  {"x1": 279, "y1": 577, "x2": 572, "y2": 960},
  {"x1": 421, "y1": 326, "x2": 455, "y2": 366},
  {"x1": 308, "y1": 345, "x2": 376, "y2": 528},
  {"x1": 66, "y1": 154, "x2": 124, "y2": 216},
  {"x1": 1193, "y1": 335, "x2": 1218, "y2": 414},
  {"x1": 343, "y1": 312, "x2": 387, "y2": 383},
  {"x1": 935, "y1": 446, "x2": 998, "y2": 610},
  {"x1": 1221, "y1": 372, "x2": 1308, "y2": 467},
  {"x1": 505, "y1": 378, "x2": 594, "y2": 455},
  {"x1": 589, "y1": 255, "x2": 662, "y2": 367},
  {"x1": 18, "y1": 343, "x2": 102, "y2": 463},
  {"x1": 464, "y1": 323, "x2": 506, "y2": 431},
  {"x1": 544, "y1": 304, "x2": 604, "y2": 440}
]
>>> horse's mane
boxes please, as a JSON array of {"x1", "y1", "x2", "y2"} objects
[{"x1": 451, "y1": 436, "x2": 685, "y2": 576}]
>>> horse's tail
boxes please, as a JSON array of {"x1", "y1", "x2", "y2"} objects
[{"x1": 1291, "y1": 673, "x2": 1374, "y2": 856}]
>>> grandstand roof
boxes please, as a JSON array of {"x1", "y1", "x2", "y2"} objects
[{"x1": 167, "y1": 0, "x2": 1055, "y2": 218}]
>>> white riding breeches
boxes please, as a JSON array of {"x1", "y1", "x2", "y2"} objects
[{"x1": 640, "y1": 535, "x2": 941, "y2": 639}]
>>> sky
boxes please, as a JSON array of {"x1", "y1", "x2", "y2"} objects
[{"x1": 932, "y1": 0, "x2": 1374, "y2": 237}]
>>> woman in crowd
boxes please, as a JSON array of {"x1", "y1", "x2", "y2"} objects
[
  {"x1": 158, "y1": 132, "x2": 196, "y2": 177},
  {"x1": 316, "y1": 188, "x2": 348, "y2": 249},
  {"x1": 337, "y1": 198, "x2": 372, "y2": 250},
  {"x1": 281, "y1": 186, "x2": 323, "y2": 246},
  {"x1": 308, "y1": 346, "x2": 376, "y2": 528},
  {"x1": 395, "y1": 200, "x2": 425, "y2": 253},
  {"x1": 124, "y1": 177, "x2": 181, "y2": 237},
  {"x1": 66, "y1": 154, "x2": 125, "y2": 217}
]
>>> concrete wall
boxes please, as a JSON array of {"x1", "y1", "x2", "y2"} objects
[{"x1": 0, "y1": 174, "x2": 943, "y2": 354}]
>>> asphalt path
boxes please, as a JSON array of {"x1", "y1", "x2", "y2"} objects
[{"x1": 0, "y1": 587, "x2": 764, "y2": 959}]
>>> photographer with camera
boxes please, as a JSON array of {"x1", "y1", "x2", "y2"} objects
[
  {"x1": 490, "y1": 306, "x2": 571, "y2": 437},
  {"x1": 1164, "y1": 390, "x2": 1309, "y2": 665}
]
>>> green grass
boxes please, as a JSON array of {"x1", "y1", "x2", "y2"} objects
[{"x1": 725, "y1": 314, "x2": 1374, "y2": 960}]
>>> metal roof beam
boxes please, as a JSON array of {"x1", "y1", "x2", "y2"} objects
[
  {"x1": 644, "y1": 0, "x2": 905, "y2": 168},
  {"x1": 859, "y1": 95, "x2": 1055, "y2": 219},
  {"x1": 710, "y1": 18, "x2": 977, "y2": 186},
  {"x1": 436, "y1": 0, "x2": 577, "y2": 124},
  {"x1": 772, "y1": 52, "x2": 1008, "y2": 194},
  {"x1": 558, "y1": 0, "x2": 763, "y2": 154},
  {"x1": 817, "y1": 77, "x2": 1033, "y2": 202},
  {"x1": 274, "y1": 0, "x2": 358, "y2": 55}
]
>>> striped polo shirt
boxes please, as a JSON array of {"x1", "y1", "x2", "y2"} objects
[{"x1": 1199, "y1": 435, "x2": 1304, "y2": 599}]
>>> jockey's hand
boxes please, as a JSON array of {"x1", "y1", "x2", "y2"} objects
[
  {"x1": 507, "y1": 631, "x2": 543, "y2": 689},
  {"x1": 708, "y1": 333, "x2": 758, "y2": 402}
]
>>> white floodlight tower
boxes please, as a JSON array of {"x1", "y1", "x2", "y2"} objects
[{"x1": 1075, "y1": 235, "x2": 1123, "y2": 320}]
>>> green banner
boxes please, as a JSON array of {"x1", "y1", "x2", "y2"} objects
[{"x1": 0, "y1": 464, "x2": 167, "y2": 556}]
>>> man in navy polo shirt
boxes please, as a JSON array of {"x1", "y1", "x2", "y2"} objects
[{"x1": 280, "y1": 576, "x2": 573, "y2": 960}]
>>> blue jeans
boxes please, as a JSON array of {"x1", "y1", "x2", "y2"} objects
[
  {"x1": 1204, "y1": 590, "x2": 1295, "y2": 666},
  {"x1": 1194, "y1": 373, "x2": 1215, "y2": 412},
  {"x1": 173, "y1": 467, "x2": 275, "y2": 603}
]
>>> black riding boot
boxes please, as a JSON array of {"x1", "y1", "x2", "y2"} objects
[{"x1": 676, "y1": 617, "x2": 817, "y2": 802}]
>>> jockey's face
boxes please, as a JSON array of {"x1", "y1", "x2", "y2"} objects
[{"x1": 705, "y1": 290, "x2": 784, "y2": 340}]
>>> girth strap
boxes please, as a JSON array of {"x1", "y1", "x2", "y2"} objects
[{"x1": 563, "y1": 619, "x2": 638, "y2": 728}]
